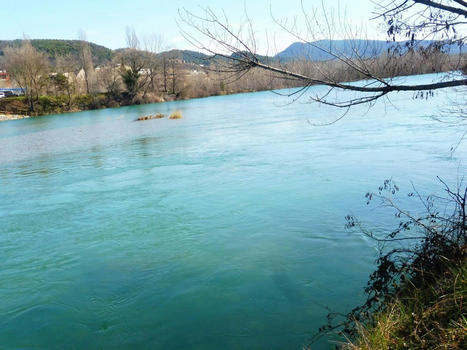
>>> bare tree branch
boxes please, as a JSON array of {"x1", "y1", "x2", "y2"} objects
[
  {"x1": 413, "y1": 0, "x2": 467, "y2": 17},
  {"x1": 178, "y1": 1, "x2": 466, "y2": 111}
]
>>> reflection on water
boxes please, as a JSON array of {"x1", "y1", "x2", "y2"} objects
[{"x1": 0, "y1": 73, "x2": 465, "y2": 349}]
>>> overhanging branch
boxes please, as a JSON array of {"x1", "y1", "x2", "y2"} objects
[
  {"x1": 252, "y1": 60, "x2": 467, "y2": 93},
  {"x1": 413, "y1": 0, "x2": 467, "y2": 17}
]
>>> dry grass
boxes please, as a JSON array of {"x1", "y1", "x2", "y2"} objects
[
  {"x1": 343, "y1": 261, "x2": 467, "y2": 350},
  {"x1": 169, "y1": 110, "x2": 183, "y2": 119},
  {"x1": 135, "y1": 113, "x2": 165, "y2": 121}
]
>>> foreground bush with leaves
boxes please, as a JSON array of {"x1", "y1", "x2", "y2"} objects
[{"x1": 315, "y1": 178, "x2": 466, "y2": 349}]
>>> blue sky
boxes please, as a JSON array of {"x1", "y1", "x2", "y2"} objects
[{"x1": 2, "y1": 0, "x2": 383, "y2": 53}]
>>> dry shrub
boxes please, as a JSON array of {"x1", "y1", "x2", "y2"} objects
[
  {"x1": 135, "y1": 113, "x2": 165, "y2": 121},
  {"x1": 344, "y1": 262, "x2": 466, "y2": 350},
  {"x1": 169, "y1": 110, "x2": 183, "y2": 119},
  {"x1": 141, "y1": 92, "x2": 165, "y2": 104}
]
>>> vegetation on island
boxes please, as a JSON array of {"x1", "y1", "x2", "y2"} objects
[
  {"x1": 136, "y1": 113, "x2": 165, "y2": 121},
  {"x1": 168, "y1": 110, "x2": 183, "y2": 119}
]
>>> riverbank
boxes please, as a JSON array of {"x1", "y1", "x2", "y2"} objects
[
  {"x1": 0, "y1": 94, "x2": 112, "y2": 118},
  {"x1": 0, "y1": 113, "x2": 31, "y2": 122},
  {"x1": 344, "y1": 259, "x2": 466, "y2": 350},
  {"x1": 0, "y1": 88, "x2": 264, "y2": 121},
  {"x1": 1, "y1": 66, "x2": 462, "y2": 121},
  {"x1": 335, "y1": 177, "x2": 467, "y2": 350}
]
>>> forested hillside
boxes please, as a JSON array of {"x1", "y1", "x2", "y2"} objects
[{"x1": 0, "y1": 39, "x2": 114, "y2": 65}]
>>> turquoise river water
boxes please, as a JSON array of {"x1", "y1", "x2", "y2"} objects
[{"x1": 0, "y1": 73, "x2": 465, "y2": 349}]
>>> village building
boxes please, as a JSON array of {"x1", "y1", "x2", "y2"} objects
[{"x1": 0, "y1": 70, "x2": 10, "y2": 81}]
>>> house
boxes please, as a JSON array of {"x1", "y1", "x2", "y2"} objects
[{"x1": 0, "y1": 70, "x2": 10, "y2": 81}]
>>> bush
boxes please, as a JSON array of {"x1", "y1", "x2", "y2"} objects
[
  {"x1": 314, "y1": 179, "x2": 466, "y2": 349},
  {"x1": 140, "y1": 93, "x2": 164, "y2": 104},
  {"x1": 36, "y1": 95, "x2": 69, "y2": 114},
  {"x1": 74, "y1": 94, "x2": 107, "y2": 110},
  {"x1": 74, "y1": 94, "x2": 94, "y2": 109},
  {"x1": 0, "y1": 96, "x2": 28, "y2": 114},
  {"x1": 169, "y1": 110, "x2": 183, "y2": 119}
]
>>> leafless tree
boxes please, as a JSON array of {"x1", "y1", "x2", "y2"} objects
[
  {"x1": 78, "y1": 30, "x2": 95, "y2": 94},
  {"x1": 4, "y1": 40, "x2": 50, "y2": 112},
  {"x1": 143, "y1": 34, "x2": 165, "y2": 94},
  {"x1": 162, "y1": 55, "x2": 169, "y2": 93},
  {"x1": 118, "y1": 27, "x2": 150, "y2": 101},
  {"x1": 178, "y1": 1, "x2": 466, "y2": 118},
  {"x1": 126, "y1": 26, "x2": 140, "y2": 50},
  {"x1": 97, "y1": 60, "x2": 123, "y2": 100},
  {"x1": 54, "y1": 54, "x2": 79, "y2": 109},
  {"x1": 170, "y1": 55, "x2": 178, "y2": 95}
]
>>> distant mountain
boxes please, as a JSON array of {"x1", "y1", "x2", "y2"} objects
[
  {"x1": 275, "y1": 39, "x2": 466, "y2": 62},
  {"x1": 0, "y1": 39, "x2": 114, "y2": 65}
]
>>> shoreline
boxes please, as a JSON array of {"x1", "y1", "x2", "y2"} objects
[
  {"x1": 0, "y1": 113, "x2": 31, "y2": 122},
  {"x1": 0, "y1": 71, "x2": 456, "y2": 122},
  {"x1": 0, "y1": 89, "x2": 264, "y2": 122}
]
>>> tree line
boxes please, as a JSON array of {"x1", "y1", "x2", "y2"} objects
[
  {"x1": 0, "y1": 21, "x2": 464, "y2": 116},
  {"x1": 0, "y1": 31, "x2": 188, "y2": 114}
]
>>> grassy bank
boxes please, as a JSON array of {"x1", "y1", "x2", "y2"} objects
[
  {"x1": 344, "y1": 260, "x2": 466, "y2": 350},
  {"x1": 315, "y1": 180, "x2": 467, "y2": 350},
  {"x1": 0, "y1": 87, "x2": 270, "y2": 119},
  {"x1": 0, "y1": 94, "x2": 112, "y2": 117}
]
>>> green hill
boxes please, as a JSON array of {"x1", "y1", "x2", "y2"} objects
[
  {"x1": 0, "y1": 39, "x2": 114, "y2": 66},
  {"x1": 0, "y1": 39, "x2": 270, "y2": 68}
]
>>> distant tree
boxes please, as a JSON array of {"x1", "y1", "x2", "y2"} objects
[
  {"x1": 162, "y1": 55, "x2": 169, "y2": 93},
  {"x1": 97, "y1": 61, "x2": 123, "y2": 100},
  {"x1": 50, "y1": 73, "x2": 69, "y2": 96},
  {"x1": 120, "y1": 58, "x2": 143, "y2": 101},
  {"x1": 54, "y1": 54, "x2": 78, "y2": 109},
  {"x1": 143, "y1": 34, "x2": 165, "y2": 94},
  {"x1": 4, "y1": 40, "x2": 50, "y2": 112},
  {"x1": 118, "y1": 27, "x2": 150, "y2": 102},
  {"x1": 78, "y1": 30, "x2": 95, "y2": 94},
  {"x1": 126, "y1": 26, "x2": 140, "y2": 50},
  {"x1": 170, "y1": 56, "x2": 178, "y2": 95},
  {"x1": 160, "y1": 51, "x2": 181, "y2": 96}
]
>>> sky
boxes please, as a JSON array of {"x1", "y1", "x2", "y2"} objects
[{"x1": 2, "y1": 0, "x2": 384, "y2": 53}]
